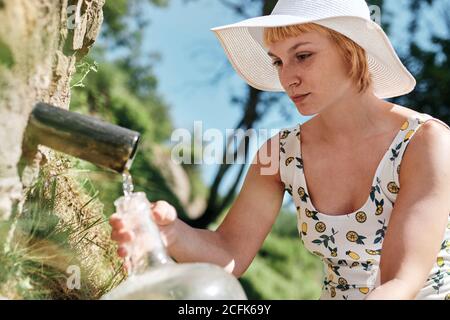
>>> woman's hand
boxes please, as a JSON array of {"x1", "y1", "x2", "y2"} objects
[{"x1": 109, "y1": 200, "x2": 179, "y2": 270}]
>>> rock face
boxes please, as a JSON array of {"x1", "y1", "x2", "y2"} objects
[{"x1": 0, "y1": 0, "x2": 105, "y2": 220}]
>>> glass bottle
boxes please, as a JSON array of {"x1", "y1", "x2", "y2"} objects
[{"x1": 101, "y1": 192, "x2": 247, "y2": 300}]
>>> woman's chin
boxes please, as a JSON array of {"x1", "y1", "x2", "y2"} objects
[{"x1": 294, "y1": 104, "x2": 317, "y2": 117}]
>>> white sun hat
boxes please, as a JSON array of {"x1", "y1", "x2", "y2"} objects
[{"x1": 211, "y1": 0, "x2": 416, "y2": 99}]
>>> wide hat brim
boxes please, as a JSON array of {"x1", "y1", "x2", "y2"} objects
[{"x1": 211, "y1": 15, "x2": 416, "y2": 99}]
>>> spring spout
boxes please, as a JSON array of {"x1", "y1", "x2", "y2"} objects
[{"x1": 23, "y1": 103, "x2": 141, "y2": 173}]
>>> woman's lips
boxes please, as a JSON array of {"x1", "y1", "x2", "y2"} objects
[{"x1": 291, "y1": 93, "x2": 310, "y2": 104}]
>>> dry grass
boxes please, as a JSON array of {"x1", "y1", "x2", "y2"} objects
[{"x1": 0, "y1": 152, "x2": 125, "y2": 299}]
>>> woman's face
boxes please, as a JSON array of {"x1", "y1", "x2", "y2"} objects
[{"x1": 267, "y1": 30, "x2": 356, "y2": 116}]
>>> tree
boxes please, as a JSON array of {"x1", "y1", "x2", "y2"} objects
[{"x1": 392, "y1": 0, "x2": 450, "y2": 123}]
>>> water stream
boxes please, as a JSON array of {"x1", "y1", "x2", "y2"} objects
[{"x1": 122, "y1": 169, "x2": 134, "y2": 197}]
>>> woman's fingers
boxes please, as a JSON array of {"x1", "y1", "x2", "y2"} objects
[
  {"x1": 111, "y1": 229, "x2": 133, "y2": 243},
  {"x1": 109, "y1": 213, "x2": 124, "y2": 229},
  {"x1": 151, "y1": 200, "x2": 177, "y2": 226},
  {"x1": 111, "y1": 201, "x2": 177, "y2": 228},
  {"x1": 117, "y1": 245, "x2": 128, "y2": 258},
  {"x1": 111, "y1": 200, "x2": 177, "y2": 264}
]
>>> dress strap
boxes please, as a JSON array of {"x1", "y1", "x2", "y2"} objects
[
  {"x1": 383, "y1": 113, "x2": 450, "y2": 203},
  {"x1": 279, "y1": 125, "x2": 301, "y2": 196}
]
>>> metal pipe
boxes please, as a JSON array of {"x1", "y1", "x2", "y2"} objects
[{"x1": 23, "y1": 102, "x2": 141, "y2": 173}]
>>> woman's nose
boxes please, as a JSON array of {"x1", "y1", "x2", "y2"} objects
[{"x1": 280, "y1": 65, "x2": 301, "y2": 90}]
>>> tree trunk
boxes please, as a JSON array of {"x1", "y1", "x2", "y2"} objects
[{"x1": 0, "y1": 0, "x2": 105, "y2": 220}]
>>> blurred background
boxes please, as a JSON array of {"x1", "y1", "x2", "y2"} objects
[{"x1": 1, "y1": 0, "x2": 449, "y2": 299}]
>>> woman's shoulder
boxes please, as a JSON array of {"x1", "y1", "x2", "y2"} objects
[
  {"x1": 393, "y1": 104, "x2": 449, "y2": 133},
  {"x1": 390, "y1": 104, "x2": 423, "y2": 120},
  {"x1": 279, "y1": 123, "x2": 301, "y2": 134}
]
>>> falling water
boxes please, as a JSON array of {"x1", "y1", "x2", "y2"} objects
[
  {"x1": 122, "y1": 169, "x2": 134, "y2": 197},
  {"x1": 120, "y1": 168, "x2": 135, "y2": 273},
  {"x1": 122, "y1": 158, "x2": 135, "y2": 197}
]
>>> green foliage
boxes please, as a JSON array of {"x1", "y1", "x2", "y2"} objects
[
  {"x1": 71, "y1": 56, "x2": 172, "y2": 143},
  {"x1": 391, "y1": 0, "x2": 450, "y2": 124},
  {"x1": 240, "y1": 233, "x2": 323, "y2": 300},
  {"x1": 207, "y1": 207, "x2": 323, "y2": 299},
  {"x1": 271, "y1": 209, "x2": 301, "y2": 238},
  {"x1": 237, "y1": 210, "x2": 323, "y2": 299},
  {"x1": 71, "y1": 60, "x2": 99, "y2": 89},
  {"x1": 102, "y1": 0, "x2": 168, "y2": 49},
  {"x1": 396, "y1": 36, "x2": 450, "y2": 123}
]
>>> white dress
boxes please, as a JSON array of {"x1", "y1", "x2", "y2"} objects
[{"x1": 279, "y1": 113, "x2": 450, "y2": 300}]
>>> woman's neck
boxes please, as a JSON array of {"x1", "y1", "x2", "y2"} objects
[{"x1": 309, "y1": 92, "x2": 396, "y2": 147}]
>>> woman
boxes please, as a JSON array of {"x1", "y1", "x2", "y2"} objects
[{"x1": 110, "y1": 0, "x2": 450, "y2": 299}]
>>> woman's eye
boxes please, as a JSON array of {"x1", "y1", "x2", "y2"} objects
[
  {"x1": 272, "y1": 54, "x2": 311, "y2": 67},
  {"x1": 272, "y1": 60, "x2": 282, "y2": 67},
  {"x1": 296, "y1": 53, "x2": 312, "y2": 61}
]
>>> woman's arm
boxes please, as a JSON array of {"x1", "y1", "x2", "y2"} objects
[
  {"x1": 166, "y1": 134, "x2": 285, "y2": 277},
  {"x1": 366, "y1": 121, "x2": 450, "y2": 300}
]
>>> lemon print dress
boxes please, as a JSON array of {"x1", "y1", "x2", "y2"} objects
[{"x1": 279, "y1": 113, "x2": 450, "y2": 300}]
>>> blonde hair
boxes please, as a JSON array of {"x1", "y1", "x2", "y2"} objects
[{"x1": 264, "y1": 23, "x2": 372, "y2": 94}]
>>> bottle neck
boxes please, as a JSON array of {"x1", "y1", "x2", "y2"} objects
[
  {"x1": 117, "y1": 192, "x2": 176, "y2": 276},
  {"x1": 130, "y1": 206, "x2": 175, "y2": 275},
  {"x1": 144, "y1": 247, "x2": 174, "y2": 268}
]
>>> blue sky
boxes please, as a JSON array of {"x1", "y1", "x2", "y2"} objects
[
  {"x1": 138, "y1": 0, "x2": 440, "y2": 200},
  {"x1": 142, "y1": 0, "x2": 301, "y2": 128}
]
